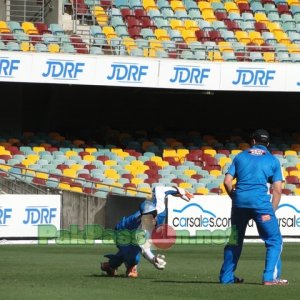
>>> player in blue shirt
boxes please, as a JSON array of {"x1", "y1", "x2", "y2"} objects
[
  {"x1": 219, "y1": 129, "x2": 288, "y2": 286},
  {"x1": 100, "y1": 186, "x2": 193, "y2": 278}
]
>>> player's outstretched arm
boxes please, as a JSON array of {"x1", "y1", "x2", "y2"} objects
[
  {"x1": 141, "y1": 245, "x2": 167, "y2": 270},
  {"x1": 174, "y1": 186, "x2": 194, "y2": 202}
]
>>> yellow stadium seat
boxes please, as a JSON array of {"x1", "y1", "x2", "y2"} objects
[
  {"x1": 208, "y1": 51, "x2": 224, "y2": 61},
  {"x1": 156, "y1": 160, "x2": 169, "y2": 168},
  {"x1": 139, "y1": 187, "x2": 152, "y2": 197},
  {"x1": 149, "y1": 39, "x2": 163, "y2": 50},
  {"x1": 254, "y1": 12, "x2": 270, "y2": 25},
  {"x1": 289, "y1": 170, "x2": 300, "y2": 177},
  {"x1": 20, "y1": 41, "x2": 33, "y2": 52},
  {"x1": 58, "y1": 182, "x2": 71, "y2": 190},
  {"x1": 103, "y1": 26, "x2": 117, "y2": 41},
  {"x1": 210, "y1": 169, "x2": 222, "y2": 177},
  {"x1": 274, "y1": 31, "x2": 291, "y2": 45},
  {"x1": 0, "y1": 21, "x2": 11, "y2": 33},
  {"x1": 184, "y1": 169, "x2": 197, "y2": 176},
  {"x1": 104, "y1": 169, "x2": 120, "y2": 180},
  {"x1": 142, "y1": 0, "x2": 159, "y2": 11},
  {"x1": 65, "y1": 150, "x2": 78, "y2": 158},
  {"x1": 287, "y1": 0, "x2": 300, "y2": 5},
  {"x1": 218, "y1": 157, "x2": 232, "y2": 168},
  {"x1": 104, "y1": 159, "x2": 118, "y2": 167},
  {"x1": 198, "y1": 1, "x2": 213, "y2": 12},
  {"x1": 202, "y1": 10, "x2": 217, "y2": 22},
  {"x1": 163, "y1": 149, "x2": 177, "y2": 158},
  {"x1": 170, "y1": 19, "x2": 185, "y2": 31},
  {"x1": 131, "y1": 160, "x2": 144, "y2": 167},
  {"x1": 132, "y1": 177, "x2": 144, "y2": 185},
  {"x1": 85, "y1": 148, "x2": 97, "y2": 154},
  {"x1": 124, "y1": 164, "x2": 136, "y2": 173},
  {"x1": 96, "y1": 13, "x2": 109, "y2": 26},
  {"x1": 248, "y1": 31, "x2": 264, "y2": 45},
  {"x1": 224, "y1": 2, "x2": 239, "y2": 14},
  {"x1": 22, "y1": 21, "x2": 38, "y2": 34},
  {"x1": 96, "y1": 183, "x2": 111, "y2": 190},
  {"x1": 155, "y1": 28, "x2": 170, "y2": 41},
  {"x1": 63, "y1": 169, "x2": 77, "y2": 178},
  {"x1": 171, "y1": 0, "x2": 186, "y2": 12},
  {"x1": 184, "y1": 19, "x2": 199, "y2": 31},
  {"x1": 70, "y1": 164, "x2": 83, "y2": 171},
  {"x1": 179, "y1": 182, "x2": 193, "y2": 189},
  {"x1": 32, "y1": 146, "x2": 45, "y2": 153},
  {"x1": 0, "y1": 165, "x2": 11, "y2": 172},
  {"x1": 92, "y1": 5, "x2": 105, "y2": 16},
  {"x1": 196, "y1": 186, "x2": 209, "y2": 195},
  {"x1": 181, "y1": 29, "x2": 197, "y2": 43},
  {"x1": 287, "y1": 43, "x2": 300, "y2": 54},
  {"x1": 177, "y1": 149, "x2": 189, "y2": 161},
  {"x1": 267, "y1": 22, "x2": 283, "y2": 34},
  {"x1": 263, "y1": 52, "x2": 276, "y2": 63},
  {"x1": 0, "y1": 148, "x2": 11, "y2": 155},
  {"x1": 123, "y1": 37, "x2": 137, "y2": 54},
  {"x1": 231, "y1": 149, "x2": 242, "y2": 155},
  {"x1": 27, "y1": 154, "x2": 40, "y2": 164},
  {"x1": 83, "y1": 155, "x2": 95, "y2": 162},
  {"x1": 285, "y1": 150, "x2": 297, "y2": 156},
  {"x1": 48, "y1": 43, "x2": 60, "y2": 53},
  {"x1": 36, "y1": 171, "x2": 49, "y2": 179},
  {"x1": 204, "y1": 149, "x2": 217, "y2": 157},
  {"x1": 218, "y1": 41, "x2": 234, "y2": 52},
  {"x1": 235, "y1": 30, "x2": 251, "y2": 44}
]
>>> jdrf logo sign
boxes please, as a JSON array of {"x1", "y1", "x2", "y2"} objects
[
  {"x1": 107, "y1": 63, "x2": 148, "y2": 82},
  {"x1": 0, "y1": 207, "x2": 12, "y2": 224},
  {"x1": 23, "y1": 206, "x2": 57, "y2": 224},
  {"x1": 0, "y1": 58, "x2": 20, "y2": 77},
  {"x1": 42, "y1": 60, "x2": 85, "y2": 80},
  {"x1": 170, "y1": 66, "x2": 210, "y2": 85},
  {"x1": 232, "y1": 68, "x2": 276, "y2": 87}
]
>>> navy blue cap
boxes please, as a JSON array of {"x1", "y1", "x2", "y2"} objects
[{"x1": 252, "y1": 129, "x2": 270, "y2": 143}]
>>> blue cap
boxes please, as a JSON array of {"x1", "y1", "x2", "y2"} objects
[{"x1": 139, "y1": 200, "x2": 157, "y2": 216}]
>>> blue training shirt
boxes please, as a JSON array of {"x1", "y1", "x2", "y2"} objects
[
  {"x1": 226, "y1": 145, "x2": 283, "y2": 209},
  {"x1": 115, "y1": 211, "x2": 142, "y2": 231}
]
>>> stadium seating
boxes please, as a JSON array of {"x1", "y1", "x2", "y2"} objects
[
  {"x1": 1, "y1": 127, "x2": 300, "y2": 197},
  {"x1": 0, "y1": 0, "x2": 299, "y2": 62}
]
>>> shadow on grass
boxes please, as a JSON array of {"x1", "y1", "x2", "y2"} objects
[
  {"x1": 88, "y1": 274, "x2": 261, "y2": 285},
  {"x1": 153, "y1": 280, "x2": 261, "y2": 285},
  {"x1": 88, "y1": 273, "x2": 131, "y2": 279}
]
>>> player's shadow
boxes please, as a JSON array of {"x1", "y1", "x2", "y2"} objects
[
  {"x1": 87, "y1": 275, "x2": 261, "y2": 285},
  {"x1": 88, "y1": 274, "x2": 131, "y2": 279},
  {"x1": 153, "y1": 280, "x2": 261, "y2": 285}
]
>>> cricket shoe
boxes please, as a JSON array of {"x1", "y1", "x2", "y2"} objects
[
  {"x1": 126, "y1": 265, "x2": 138, "y2": 278},
  {"x1": 263, "y1": 279, "x2": 289, "y2": 286},
  {"x1": 100, "y1": 262, "x2": 117, "y2": 276},
  {"x1": 233, "y1": 277, "x2": 244, "y2": 284}
]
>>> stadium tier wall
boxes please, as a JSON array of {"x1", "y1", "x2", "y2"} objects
[
  {"x1": 1, "y1": 81, "x2": 299, "y2": 136},
  {"x1": 0, "y1": 178, "x2": 144, "y2": 232}
]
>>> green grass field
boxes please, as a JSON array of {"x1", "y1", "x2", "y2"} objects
[{"x1": 0, "y1": 243, "x2": 299, "y2": 300}]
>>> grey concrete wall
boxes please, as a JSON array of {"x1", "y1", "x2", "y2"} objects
[
  {"x1": 0, "y1": 1, "x2": 6, "y2": 20},
  {"x1": 61, "y1": 192, "x2": 106, "y2": 229},
  {"x1": 45, "y1": 0, "x2": 61, "y2": 26}
]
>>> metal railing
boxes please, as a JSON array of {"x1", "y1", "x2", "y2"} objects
[{"x1": 5, "y1": 0, "x2": 53, "y2": 23}]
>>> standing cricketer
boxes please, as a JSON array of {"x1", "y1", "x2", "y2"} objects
[{"x1": 219, "y1": 129, "x2": 288, "y2": 285}]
